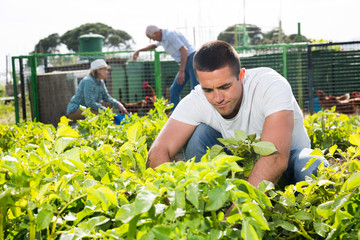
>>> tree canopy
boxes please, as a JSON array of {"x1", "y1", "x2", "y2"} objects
[
  {"x1": 33, "y1": 23, "x2": 134, "y2": 54},
  {"x1": 217, "y1": 24, "x2": 309, "y2": 46},
  {"x1": 33, "y1": 33, "x2": 61, "y2": 54}
]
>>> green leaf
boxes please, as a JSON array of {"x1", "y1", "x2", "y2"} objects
[
  {"x1": 328, "y1": 144, "x2": 338, "y2": 156},
  {"x1": 37, "y1": 140, "x2": 52, "y2": 158},
  {"x1": 74, "y1": 207, "x2": 94, "y2": 225},
  {"x1": 317, "y1": 201, "x2": 334, "y2": 218},
  {"x1": 134, "y1": 190, "x2": 158, "y2": 215},
  {"x1": 43, "y1": 126, "x2": 54, "y2": 142},
  {"x1": 313, "y1": 221, "x2": 329, "y2": 237},
  {"x1": 242, "y1": 202, "x2": 269, "y2": 230},
  {"x1": 60, "y1": 147, "x2": 85, "y2": 172},
  {"x1": 175, "y1": 187, "x2": 186, "y2": 209},
  {"x1": 234, "y1": 129, "x2": 248, "y2": 142},
  {"x1": 116, "y1": 204, "x2": 135, "y2": 223},
  {"x1": 257, "y1": 180, "x2": 274, "y2": 193},
  {"x1": 127, "y1": 122, "x2": 142, "y2": 143},
  {"x1": 252, "y1": 141, "x2": 277, "y2": 156},
  {"x1": 278, "y1": 220, "x2": 298, "y2": 232},
  {"x1": 36, "y1": 209, "x2": 53, "y2": 231},
  {"x1": 151, "y1": 225, "x2": 172, "y2": 240},
  {"x1": 87, "y1": 186, "x2": 117, "y2": 211},
  {"x1": 206, "y1": 187, "x2": 227, "y2": 211},
  {"x1": 78, "y1": 216, "x2": 109, "y2": 230},
  {"x1": 186, "y1": 181, "x2": 199, "y2": 209},
  {"x1": 341, "y1": 171, "x2": 360, "y2": 192},
  {"x1": 294, "y1": 211, "x2": 312, "y2": 220},
  {"x1": 333, "y1": 194, "x2": 351, "y2": 212},
  {"x1": 56, "y1": 125, "x2": 80, "y2": 138},
  {"x1": 301, "y1": 157, "x2": 317, "y2": 172},
  {"x1": 242, "y1": 218, "x2": 260, "y2": 240},
  {"x1": 208, "y1": 144, "x2": 224, "y2": 159},
  {"x1": 349, "y1": 134, "x2": 360, "y2": 147},
  {"x1": 55, "y1": 137, "x2": 76, "y2": 154}
]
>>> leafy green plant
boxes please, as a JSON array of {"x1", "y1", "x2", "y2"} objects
[
  {"x1": 304, "y1": 108, "x2": 360, "y2": 152},
  {"x1": 2, "y1": 102, "x2": 360, "y2": 239},
  {"x1": 216, "y1": 129, "x2": 277, "y2": 177}
]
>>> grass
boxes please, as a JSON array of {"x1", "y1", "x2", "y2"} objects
[
  {"x1": 0, "y1": 85, "x2": 31, "y2": 125},
  {"x1": 0, "y1": 102, "x2": 15, "y2": 124}
]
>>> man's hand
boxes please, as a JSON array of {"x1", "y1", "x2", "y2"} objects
[
  {"x1": 177, "y1": 70, "x2": 185, "y2": 85},
  {"x1": 132, "y1": 51, "x2": 140, "y2": 60},
  {"x1": 147, "y1": 119, "x2": 196, "y2": 169},
  {"x1": 247, "y1": 110, "x2": 293, "y2": 187}
]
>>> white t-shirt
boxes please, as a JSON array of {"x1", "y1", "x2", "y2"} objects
[
  {"x1": 171, "y1": 67, "x2": 310, "y2": 150},
  {"x1": 156, "y1": 29, "x2": 196, "y2": 63}
]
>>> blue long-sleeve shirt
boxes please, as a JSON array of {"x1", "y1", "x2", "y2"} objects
[{"x1": 66, "y1": 75, "x2": 120, "y2": 115}]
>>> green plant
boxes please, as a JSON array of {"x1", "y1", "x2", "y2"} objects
[{"x1": 1, "y1": 103, "x2": 360, "y2": 239}]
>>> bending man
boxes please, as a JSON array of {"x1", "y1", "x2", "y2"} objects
[{"x1": 147, "y1": 40, "x2": 328, "y2": 187}]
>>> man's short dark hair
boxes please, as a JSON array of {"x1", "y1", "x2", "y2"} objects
[{"x1": 193, "y1": 40, "x2": 241, "y2": 78}]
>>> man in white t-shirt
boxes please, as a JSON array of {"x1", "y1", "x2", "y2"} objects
[
  {"x1": 133, "y1": 25, "x2": 199, "y2": 110},
  {"x1": 147, "y1": 40, "x2": 328, "y2": 187}
]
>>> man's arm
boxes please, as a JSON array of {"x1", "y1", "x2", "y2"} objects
[
  {"x1": 248, "y1": 110, "x2": 294, "y2": 187},
  {"x1": 147, "y1": 118, "x2": 196, "y2": 168},
  {"x1": 177, "y1": 46, "x2": 188, "y2": 85},
  {"x1": 132, "y1": 44, "x2": 158, "y2": 60}
]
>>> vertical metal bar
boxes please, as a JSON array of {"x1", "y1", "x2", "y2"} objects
[
  {"x1": 29, "y1": 56, "x2": 39, "y2": 121},
  {"x1": 19, "y1": 58, "x2": 26, "y2": 120},
  {"x1": 282, "y1": 46, "x2": 287, "y2": 79},
  {"x1": 11, "y1": 57, "x2": 19, "y2": 124},
  {"x1": 307, "y1": 45, "x2": 314, "y2": 114},
  {"x1": 154, "y1": 50, "x2": 162, "y2": 98}
]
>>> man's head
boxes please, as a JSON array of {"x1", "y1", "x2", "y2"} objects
[
  {"x1": 145, "y1": 25, "x2": 162, "y2": 41},
  {"x1": 193, "y1": 41, "x2": 244, "y2": 119},
  {"x1": 193, "y1": 40, "x2": 241, "y2": 79}
]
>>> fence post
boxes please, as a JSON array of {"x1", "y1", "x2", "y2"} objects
[
  {"x1": 19, "y1": 59, "x2": 27, "y2": 120},
  {"x1": 282, "y1": 46, "x2": 287, "y2": 79},
  {"x1": 307, "y1": 45, "x2": 314, "y2": 114},
  {"x1": 11, "y1": 57, "x2": 19, "y2": 124},
  {"x1": 29, "y1": 56, "x2": 39, "y2": 121},
  {"x1": 154, "y1": 50, "x2": 162, "y2": 98}
]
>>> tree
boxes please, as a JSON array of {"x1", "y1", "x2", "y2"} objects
[
  {"x1": 217, "y1": 24, "x2": 264, "y2": 46},
  {"x1": 218, "y1": 24, "x2": 309, "y2": 46},
  {"x1": 60, "y1": 23, "x2": 134, "y2": 52},
  {"x1": 33, "y1": 33, "x2": 61, "y2": 54}
]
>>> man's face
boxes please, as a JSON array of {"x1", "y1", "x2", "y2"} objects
[
  {"x1": 146, "y1": 30, "x2": 162, "y2": 41},
  {"x1": 197, "y1": 65, "x2": 243, "y2": 119}
]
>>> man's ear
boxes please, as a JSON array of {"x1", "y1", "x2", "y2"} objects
[{"x1": 240, "y1": 68, "x2": 245, "y2": 83}]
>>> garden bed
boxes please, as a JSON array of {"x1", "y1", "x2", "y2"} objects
[{"x1": 0, "y1": 103, "x2": 360, "y2": 239}]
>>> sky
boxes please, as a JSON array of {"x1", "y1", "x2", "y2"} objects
[{"x1": 1, "y1": 0, "x2": 360, "y2": 76}]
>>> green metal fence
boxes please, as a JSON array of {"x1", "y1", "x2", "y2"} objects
[{"x1": 11, "y1": 41, "x2": 360, "y2": 125}]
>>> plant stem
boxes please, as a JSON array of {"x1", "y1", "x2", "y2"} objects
[
  {"x1": 0, "y1": 208, "x2": 4, "y2": 240},
  {"x1": 295, "y1": 219, "x2": 314, "y2": 240},
  {"x1": 27, "y1": 209, "x2": 36, "y2": 240},
  {"x1": 50, "y1": 194, "x2": 87, "y2": 238},
  {"x1": 211, "y1": 211, "x2": 218, "y2": 229},
  {"x1": 128, "y1": 215, "x2": 140, "y2": 240}
]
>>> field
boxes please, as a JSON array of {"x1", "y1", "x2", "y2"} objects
[{"x1": 1, "y1": 101, "x2": 360, "y2": 239}]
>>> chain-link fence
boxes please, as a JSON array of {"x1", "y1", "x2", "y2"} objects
[{"x1": 11, "y1": 41, "x2": 360, "y2": 126}]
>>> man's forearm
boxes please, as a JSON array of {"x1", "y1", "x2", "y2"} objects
[
  {"x1": 147, "y1": 147, "x2": 172, "y2": 169},
  {"x1": 179, "y1": 46, "x2": 188, "y2": 72},
  {"x1": 247, "y1": 153, "x2": 288, "y2": 187}
]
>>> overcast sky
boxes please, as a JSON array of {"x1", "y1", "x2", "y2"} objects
[{"x1": 1, "y1": 0, "x2": 360, "y2": 74}]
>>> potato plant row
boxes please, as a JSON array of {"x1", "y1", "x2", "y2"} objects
[{"x1": 0, "y1": 103, "x2": 360, "y2": 239}]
